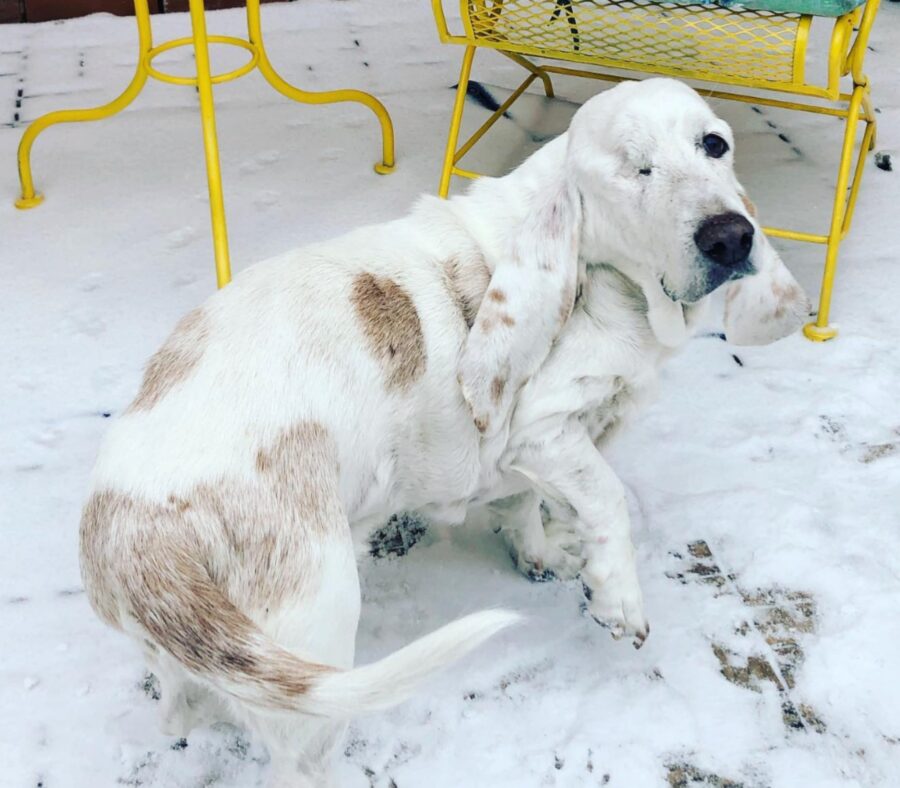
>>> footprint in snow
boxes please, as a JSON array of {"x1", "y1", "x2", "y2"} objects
[
  {"x1": 33, "y1": 425, "x2": 64, "y2": 448},
  {"x1": 165, "y1": 226, "x2": 198, "y2": 250},
  {"x1": 63, "y1": 308, "x2": 106, "y2": 337},
  {"x1": 238, "y1": 150, "x2": 283, "y2": 174},
  {"x1": 252, "y1": 190, "x2": 280, "y2": 209},
  {"x1": 665, "y1": 761, "x2": 745, "y2": 788},
  {"x1": 667, "y1": 540, "x2": 827, "y2": 734},
  {"x1": 77, "y1": 272, "x2": 102, "y2": 292},
  {"x1": 173, "y1": 270, "x2": 199, "y2": 287},
  {"x1": 860, "y1": 441, "x2": 898, "y2": 463}
]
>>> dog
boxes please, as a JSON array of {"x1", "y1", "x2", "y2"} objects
[{"x1": 79, "y1": 78, "x2": 809, "y2": 786}]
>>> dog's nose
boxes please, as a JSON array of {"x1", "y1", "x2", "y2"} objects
[{"x1": 694, "y1": 212, "x2": 754, "y2": 267}]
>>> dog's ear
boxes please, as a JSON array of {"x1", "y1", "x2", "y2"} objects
[
  {"x1": 458, "y1": 180, "x2": 582, "y2": 436},
  {"x1": 723, "y1": 227, "x2": 810, "y2": 345}
]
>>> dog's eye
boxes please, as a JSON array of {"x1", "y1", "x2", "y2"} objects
[
  {"x1": 638, "y1": 167, "x2": 652, "y2": 176},
  {"x1": 702, "y1": 133, "x2": 729, "y2": 159}
]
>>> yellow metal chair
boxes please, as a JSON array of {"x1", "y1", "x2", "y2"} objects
[
  {"x1": 432, "y1": 0, "x2": 880, "y2": 341},
  {"x1": 15, "y1": 0, "x2": 395, "y2": 288}
]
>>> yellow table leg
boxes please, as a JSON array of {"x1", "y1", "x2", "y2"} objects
[
  {"x1": 15, "y1": 0, "x2": 395, "y2": 288},
  {"x1": 803, "y1": 83, "x2": 867, "y2": 342},
  {"x1": 245, "y1": 0, "x2": 395, "y2": 174},
  {"x1": 15, "y1": 0, "x2": 153, "y2": 210},
  {"x1": 188, "y1": 0, "x2": 231, "y2": 289},
  {"x1": 438, "y1": 45, "x2": 476, "y2": 198}
]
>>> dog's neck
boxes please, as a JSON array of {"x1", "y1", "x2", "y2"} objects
[
  {"x1": 449, "y1": 135, "x2": 696, "y2": 349},
  {"x1": 618, "y1": 265, "x2": 693, "y2": 348},
  {"x1": 581, "y1": 263, "x2": 708, "y2": 353}
]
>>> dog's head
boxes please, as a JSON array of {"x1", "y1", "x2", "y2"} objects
[
  {"x1": 457, "y1": 79, "x2": 808, "y2": 436},
  {"x1": 564, "y1": 78, "x2": 808, "y2": 345}
]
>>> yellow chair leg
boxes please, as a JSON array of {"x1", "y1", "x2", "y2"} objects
[
  {"x1": 499, "y1": 50, "x2": 555, "y2": 98},
  {"x1": 439, "y1": 45, "x2": 476, "y2": 198},
  {"x1": 841, "y1": 105, "x2": 876, "y2": 239},
  {"x1": 188, "y1": 0, "x2": 231, "y2": 289},
  {"x1": 862, "y1": 91, "x2": 877, "y2": 152},
  {"x1": 245, "y1": 0, "x2": 394, "y2": 174},
  {"x1": 15, "y1": 0, "x2": 153, "y2": 210},
  {"x1": 803, "y1": 83, "x2": 868, "y2": 342}
]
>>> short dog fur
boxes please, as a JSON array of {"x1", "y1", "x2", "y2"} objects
[{"x1": 80, "y1": 79, "x2": 808, "y2": 786}]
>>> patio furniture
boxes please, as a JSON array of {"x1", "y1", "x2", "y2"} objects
[
  {"x1": 432, "y1": 0, "x2": 881, "y2": 341},
  {"x1": 14, "y1": 0, "x2": 395, "y2": 288}
]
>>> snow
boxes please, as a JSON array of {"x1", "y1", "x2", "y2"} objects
[{"x1": 1, "y1": 1, "x2": 899, "y2": 786}]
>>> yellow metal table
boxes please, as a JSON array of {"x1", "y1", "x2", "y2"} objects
[{"x1": 14, "y1": 0, "x2": 395, "y2": 288}]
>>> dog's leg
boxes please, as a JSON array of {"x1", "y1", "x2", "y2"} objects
[
  {"x1": 249, "y1": 528, "x2": 361, "y2": 787},
  {"x1": 512, "y1": 427, "x2": 649, "y2": 646},
  {"x1": 480, "y1": 492, "x2": 584, "y2": 581},
  {"x1": 150, "y1": 652, "x2": 200, "y2": 738},
  {"x1": 254, "y1": 716, "x2": 346, "y2": 788}
]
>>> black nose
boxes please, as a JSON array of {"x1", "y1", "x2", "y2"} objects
[{"x1": 694, "y1": 212, "x2": 754, "y2": 267}]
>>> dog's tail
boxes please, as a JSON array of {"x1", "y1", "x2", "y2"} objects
[
  {"x1": 305, "y1": 607, "x2": 520, "y2": 716},
  {"x1": 123, "y1": 545, "x2": 519, "y2": 718}
]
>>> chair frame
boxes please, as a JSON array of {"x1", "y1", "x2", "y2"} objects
[
  {"x1": 14, "y1": 0, "x2": 395, "y2": 288},
  {"x1": 433, "y1": 0, "x2": 881, "y2": 341}
]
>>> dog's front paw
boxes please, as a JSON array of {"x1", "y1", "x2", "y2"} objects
[
  {"x1": 506, "y1": 525, "x2": 585, "y2": 582},
  {"x1": 582, "y1": 570, "x2": 649, "y2": 649}
]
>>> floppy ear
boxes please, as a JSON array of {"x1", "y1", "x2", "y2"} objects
[
  {"x1": 723, "y1": 228, "x2": 810, "y2": 345},
  {"x1": 458, "y1": 180, "x2": 582, "y2": 436}
]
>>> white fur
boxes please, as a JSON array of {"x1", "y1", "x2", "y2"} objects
[{"x1": 83, "y1": 79, "x2": 808, "y2": 785}]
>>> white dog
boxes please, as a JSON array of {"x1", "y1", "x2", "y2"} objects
[{"x1": 80, "y1": 78, "x2": 808, "y2": 786}]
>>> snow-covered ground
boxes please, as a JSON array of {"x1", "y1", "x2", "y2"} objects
[{"x1": 2, "y1": 1, "x2": 899, "y2": 786}]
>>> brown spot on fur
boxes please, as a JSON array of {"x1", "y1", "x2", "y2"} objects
[
  {"x1": 499, "y1": 313, "x2": 516, "y2": 328},
  {"x1": 167, "y1": 494, "x2": 191, "y2": 513},
  {"x1": 490, "y1": 376, "x2": 506, "y2": 406},
  {"x1": 487, "y1": 289, "x2": 506, "y2": 303},
  {"x1": 475, "y1": 415, "x2": 490, "y2": 434},
  {"x1": 125, "y1": 535, "x2": 332, "y2": 708},
  {"x1": 772, "y1": 281, "x2": 802, "y2": 302},
  {"x1": 541, "y1": 204, "x2": 565, "y2": 259},
  {"x1": 740, "y1": 193, "x2": 758, "y2": 218},
  {"x1": 79, "y1": 491, "x2": 126, "y2": 626},
  {"x1": 771, "y1": 281, "x2": 804, "y2": 320},
  {"x1": 351, "y1": 273, "x2": 426, "y2": 392},
  {"x1": 253, "y1": 423, "x2": 339, "y2": 536},
  {"x1": 534, "y1": 194, "x2": 577, "y2": 271},
  {"x1": 441, "y1": 254, "x2": 490, "y2": 329},
  {"x1": 128, "y1": 308, "x2": 209, "y2": 413},
  {"x1": 80, "y1": 422, "x2": 343, "y2": 709}
]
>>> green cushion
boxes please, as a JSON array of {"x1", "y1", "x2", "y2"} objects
[{"x1": 668, "y1": 0, "x2": 867, "y2": 17}]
